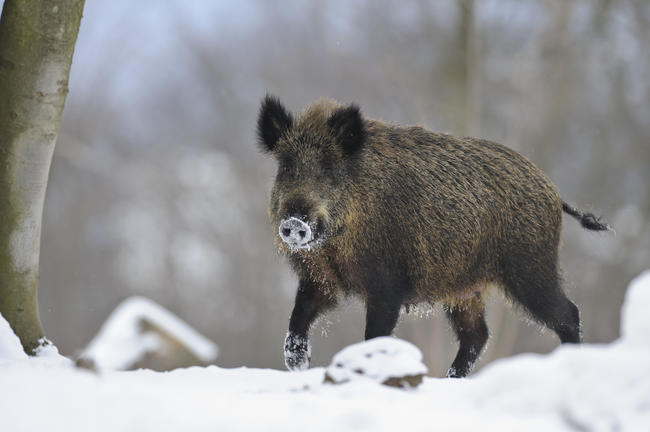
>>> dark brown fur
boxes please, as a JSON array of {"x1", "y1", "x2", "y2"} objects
[{"x1": 257, "y1": 95, "x2": 608, "y2": 377}]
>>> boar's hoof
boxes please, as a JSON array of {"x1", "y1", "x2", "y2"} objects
[
  {"x1": 284, "y1": 332, "x2": 311, "y2": 371},
  {"x1": 279, "y1": 217, "x2": 313, "y2": 250}
]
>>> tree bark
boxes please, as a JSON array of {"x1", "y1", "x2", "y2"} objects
[
  {"x1": 0, "y1": 0, "x2": 85, "y2": 354},
  {"x1": 457, "y1": 0, "x2": 480, "y2": 137}
]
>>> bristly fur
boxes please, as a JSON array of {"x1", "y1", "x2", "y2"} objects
[
  {"x1": 256, "y1": 94, "x2": 294, "y2": 153},
  {"x1": 257, "y1": 95, "x2": 608, "y2": 377},
  {"x1": 562, "y1": 201, "x2": 611, "y2": 231}
]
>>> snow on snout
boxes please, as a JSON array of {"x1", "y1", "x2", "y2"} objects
[
  {"x1": 279, "y1": 217, "x2": 313, "y2": 250},
  {"x1": 324, "y1": 337, "x2": 428, "y2": 388}
]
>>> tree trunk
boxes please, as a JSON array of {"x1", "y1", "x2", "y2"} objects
[
  {"x1": 0, "y1": 0, "x2": 85, "y2": 354},
  {"x1": 457, "y1": 0, "x2": 480, "y2": 137}
]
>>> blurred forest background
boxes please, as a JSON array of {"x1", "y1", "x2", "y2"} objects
[{"x1": 28, "y1": 0, "x2": 650, "y2": 374}]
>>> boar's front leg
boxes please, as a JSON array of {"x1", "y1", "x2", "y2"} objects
[
  {"x1": 285, "y1": 278, "x2": 337, "y2": 371},
  {"x1": 364, "y1": 288, "x2": 404, "y2": 340},
  {"x1": 363, "y1": 269, "x2": 409, "y2": 339}
]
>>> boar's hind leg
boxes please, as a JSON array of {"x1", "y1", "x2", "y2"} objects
[
  {"x1": 501, "y1": 253, "x2": 582, "y2": 344},
  {"x1": 445, "y1": 298, "x2": 488, "y2": 378}
]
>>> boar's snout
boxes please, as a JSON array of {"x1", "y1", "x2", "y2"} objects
[{"x1": 279, "y1": 217, "x2": 313, "y2": 250}]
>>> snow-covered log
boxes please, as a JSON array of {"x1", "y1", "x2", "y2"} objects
[{"x1": 79, "y1": 296, "x2": 218, "y2": 371}]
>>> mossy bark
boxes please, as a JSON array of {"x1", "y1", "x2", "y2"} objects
[{"x1": 0, "y1": 0, "x2": 85, "y2": 354}]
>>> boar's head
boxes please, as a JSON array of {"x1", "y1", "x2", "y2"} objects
[{"x1": 256, "y1": 95, "x2": 365, "y2": 253}]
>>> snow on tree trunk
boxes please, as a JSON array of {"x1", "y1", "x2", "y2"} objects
[{"x1": 0, "y1": 0, "x2": 85, "y2": 354}]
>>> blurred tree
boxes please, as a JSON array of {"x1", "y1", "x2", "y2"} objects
[{"x1": 0, "y1": 0, "x2": 85, "y2": 354}]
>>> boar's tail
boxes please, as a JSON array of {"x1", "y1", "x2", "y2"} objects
[{"x1": 562, "y1": 201, "x2": 612, "y2": 231}]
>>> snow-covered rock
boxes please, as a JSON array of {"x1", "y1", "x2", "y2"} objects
[
  {"x1": 324, "y1": 337, "x2": 427, "y2": 388},
  {"x1": 80, "y1": 296, "x2": 218, "y2": 371}
]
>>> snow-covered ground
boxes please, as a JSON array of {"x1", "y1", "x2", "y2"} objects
[{"x1": 2, "y1": 271, "x2": 650, "y2": 432}]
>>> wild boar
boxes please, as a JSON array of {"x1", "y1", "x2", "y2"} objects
[{"x1": 256, "y1": 95, "x2": 610, "y2": 377}]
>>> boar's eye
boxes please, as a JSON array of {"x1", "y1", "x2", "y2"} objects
[
  {"x1": 278, "y1": 158, "x2": 295, "y2": 178},
  {"x1": 320, "y1": 156, "x2": 334, "y2": 178}
]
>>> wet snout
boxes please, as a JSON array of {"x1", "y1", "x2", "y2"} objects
[{"x1": 279, "y1": 217, "x2": 313, "y2": 249}]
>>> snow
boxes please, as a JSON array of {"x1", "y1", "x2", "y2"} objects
[
  {"x1": 620, "y1": 269, "x2": 650, "y2": 347},
  {"x1": 0, "y1": 320, "x2": 71, "y2": 369},
  {"x1": 80, "y1": 296, "x2": 218, "y2": 370},
  {"x1": 0, "y1": 313, "x2": 27, "y2": 361},
  {"x1": 1, "y1": 271, "x2": 650, "y2": 431},
  {"x1": 325, "y1": 337, "x2": 427, "y2": 385}
]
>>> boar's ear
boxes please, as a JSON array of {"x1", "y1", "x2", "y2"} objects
[
  {"x1": 257, "y1": 94, "x2": 294, "y2": 153},
  {"x1": 327, "y1": 104, "x2": 366, "y2": 156}
]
